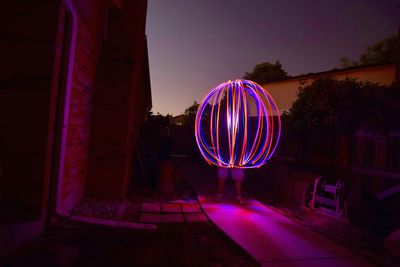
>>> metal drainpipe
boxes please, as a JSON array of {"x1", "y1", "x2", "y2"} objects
[
  {"x1": 396, "y1": 26, "x2": 400, "y2": 86},
  {"x1": 0, "y1": 164, "x2": 3, "y2": 204},
  {"x1": 54, "y1": 0, "x2": 78, "y2": 217}
]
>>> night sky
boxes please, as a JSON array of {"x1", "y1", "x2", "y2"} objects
[{"x1": 146, "y1": 0, "x2": 400, "y2": 116}]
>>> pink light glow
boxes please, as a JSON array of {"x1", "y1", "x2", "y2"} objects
[{"x1": 195, "y1": 79, "x2": 281, "y2": 168}]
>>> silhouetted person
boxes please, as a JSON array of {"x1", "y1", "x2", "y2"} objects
[{"x1": 215, "y1": 167, "x2": 245, "y2": 205}]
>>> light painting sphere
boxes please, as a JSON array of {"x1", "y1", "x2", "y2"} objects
[{"x1": 195, "y1": 79, "x2": 281, "y2": 168}]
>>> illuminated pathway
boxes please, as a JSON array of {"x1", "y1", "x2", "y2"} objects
[{"x1": 183, "y1": 163, "x2": 374, "y2": 267}]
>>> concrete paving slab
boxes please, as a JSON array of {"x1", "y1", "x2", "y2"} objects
[
  {"x1": 162, "y1": 203, "x2": 181, "y2": 213},
  {"x1": 162, "y1": 214, "x2": 185, "y2": 223},
  {"x1": 168, "y1": 199, "x2": 198, "y2": 204},
  {"x1": 202, "y1": 200, "x2": 355, "y2": 263},
  {"x1": 139, "y1": 213, "x2": 162, "y2": 223},
  {"x1": 182, "y1": 203, "x2": 202, "y2": 213},
  {"x1": 71, "y1": 215, "x2": 157, "y2": 230},
  {"x1": 184, "y1": 213, "x2": 208, "y2": 222},
  {"x1": 141, "y1": 203, "x2": 161, "y2": 213}
]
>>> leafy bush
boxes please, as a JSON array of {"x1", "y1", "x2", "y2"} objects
[{"x1": 284, "y1": 77, "x2": 400, "y2": 135}]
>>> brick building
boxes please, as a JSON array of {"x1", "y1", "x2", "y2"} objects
[{"x1": 0, "y1": 0, "x2": 151, "y2": 257}]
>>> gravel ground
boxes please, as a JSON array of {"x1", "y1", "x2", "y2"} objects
[
  {"x1": 71, "y1": 181, "x2": 198, "y2": 221},
  {"x1": 71, "y1": 198, "x2": 122, "y2": 220}
]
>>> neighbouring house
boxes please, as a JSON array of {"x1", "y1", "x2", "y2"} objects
[
  {"x1": 263, "y1": 62, "x2": 397, "y2": 113},
  {"x1": 0, "y1": 0, "x2": 151, "y2": 258}
]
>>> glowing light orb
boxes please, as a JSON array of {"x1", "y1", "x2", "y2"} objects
[{"x1": 195, "y1": 79, "x2": 281, "y2": 168}]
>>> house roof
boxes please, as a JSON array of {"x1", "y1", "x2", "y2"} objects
[{"x1": 262, "y1": 62, "x2": 397, "y2": 85}]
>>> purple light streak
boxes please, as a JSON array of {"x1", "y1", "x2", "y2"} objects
[{"x1": 195, "y1": 79, "x2": 281, "y2": 168}]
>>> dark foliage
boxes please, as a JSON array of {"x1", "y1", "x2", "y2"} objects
[
  {"x1": 340, "y1": 34, "x2": 398, "y2": 68},
  {"x1": 183, "y1": 101, "x2": 199, "y2": 126},
  {"x1": 243, "y1": 60, "x2": 289, "y2": 84},
  {"x1": 284, "y1": 77, "x2": 400, "y2": 135}
]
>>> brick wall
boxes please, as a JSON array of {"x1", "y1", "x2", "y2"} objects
[
  {"x1": 87, "y1": 1, "x2": 150, "y2": 198},
  {"x1": 0, "y1": 0, "x2": 151, "y2": 256},
  {"x1": 58, "y1": 0, "x2": 107, "y2": 214}
]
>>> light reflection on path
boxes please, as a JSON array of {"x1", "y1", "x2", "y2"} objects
[{"x1": 183, "y1": 163, "x2": 374, "y2": 267}]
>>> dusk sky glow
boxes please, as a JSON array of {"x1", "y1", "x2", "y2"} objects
[{"x1": 146, "y1": 0, "x2": 400, "y2": 116}]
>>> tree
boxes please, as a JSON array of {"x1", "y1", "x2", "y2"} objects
[
  {"x1": 184, "y1": 101, "x2": 199, "y2": 117},
  {"x1": 340, "y1": 34, "x2": 398, "y2": 68},
  {"x1": 339, "y1": 57, "x2": 358, "y2": 68},
  {"x1": 285, "y1": 77, "x2": 363, "y2": 134},
  {"x1": 359, "y1": 34, "x2": 398, "y2": 65},
  {"x1": 243, "y1": 60, "x2": 289, "y2": 84},
  {"x1": 148, "y1": 112, "x2": 172, "y2": 127},
  {"x1": 183, "y1": 101, "x2": 199, "y2": 125},
  {"x1": 176, "y1": 101, "x2": 201, "y2": 157},
  {"x1": 284, "y1": 77, "x2": 400, "y2": 134},
  {"x1": 339, "y1": 57, "x2": 352, "y2": 68}
]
